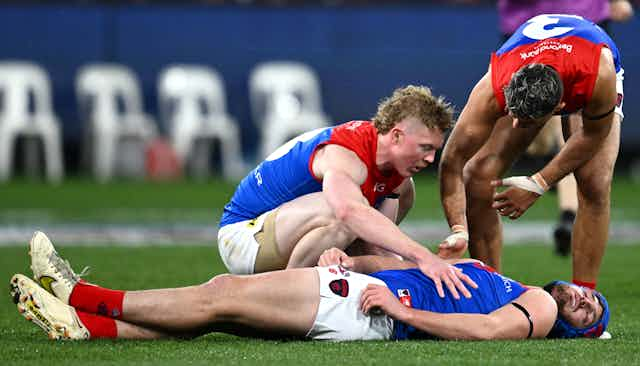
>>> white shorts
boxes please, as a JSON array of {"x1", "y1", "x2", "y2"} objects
[
  {"x1": 307, "y1": 265, "x2": 394, "y2": 341},
  {"x1": 217, "y1": 211, "x2": 271, "y2": 275}
]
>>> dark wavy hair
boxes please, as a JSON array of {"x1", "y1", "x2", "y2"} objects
[{"x1": 504, "y1": 64, "x2": 563, "y2": 119}]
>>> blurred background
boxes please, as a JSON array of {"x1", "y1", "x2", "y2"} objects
[{"x1": 0, "y1": 0, "x2": 638, "y2": 245}]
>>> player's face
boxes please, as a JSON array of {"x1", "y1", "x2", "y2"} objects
[
  {"x1": 550, "y1": 283, "x2": 604, "y2": 329},
  {"x1": 391, "y1": 117, "x2": 444, "y2": 177}
]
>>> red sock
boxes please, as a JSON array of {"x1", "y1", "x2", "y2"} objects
[
  {"x1": 69, "y1": 282, "x2": 125, "y2": 319},
  {"x1": 77, "y1": 311, "x2": 118, "y2": 339},
  {"x1": 573, "y1": 279, "x2": 596, "y2": 289}
]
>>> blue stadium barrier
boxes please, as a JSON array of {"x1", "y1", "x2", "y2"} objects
[{"x1": 0, "y1": 4, "x2": 637, "y2": 168}]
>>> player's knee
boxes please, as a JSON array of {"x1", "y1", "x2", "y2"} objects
[
  {"x1": 578, "y1": 174, "x2": 612, "y2": 208},
  {"x1": 463, "y1": 156, "x2": 503, "y2": 203},
  {"x1": 325, "y1": 219, "x2": 357, "y2": 246},
  {"x1": 463, "y1": 155, "x2": 502, "y2": 185},
  {"x1": 199, "y1": 274, "x2": 242, "y2": 321},
  {"x1": 203, "y1": 274, "x2": 236, "y2": 297}
]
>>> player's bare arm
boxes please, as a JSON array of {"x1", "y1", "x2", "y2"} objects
[
  {"x1": 359, "y1": 178, "x2": 415, "y2": 257},
  {"x1": 315, "y1": 145, "x2": 478, "y2": 299},
  {"x1": 315, "y1": 145, "x2": 431, "y2": 263},
  {"x1": 318, "y1": 247, "x2": 416, "y2": 273},
  {"x1": 395, "y1": 177, "x2": 415, "y2": 224},
  {"x1": 319, "y1": 248, "x2": 480, "y2": 275},
  {"x1": 537, "y1": 48, "x2": 617, "y2": 187},
  {"x1": 438, "y1": 71, "x2": 501, "y2": 252},
  {"x1": 362, "y1": 286, "x2": 556, "y2": 340},
  {"x1": 351, "y1": 179, "x2": 415, "y2": 258}
]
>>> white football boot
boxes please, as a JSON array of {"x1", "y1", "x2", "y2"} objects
[
  {"x1": 10, "y1": 274, "x2": 90, "y2": 340},
  {"x1": 29, "y1": 231, "x2": 88, "y2": 304}
]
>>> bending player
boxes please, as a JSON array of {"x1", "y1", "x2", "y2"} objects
[
  {"x1": 438, "y1": 14, "x2": 624, "y2": 290},
  {"x1": 12, "y1": 232, "x2": 609, "y2": 341},
  {"x1": 219, "y1": 85, "x2": 476, "y2": 299}
]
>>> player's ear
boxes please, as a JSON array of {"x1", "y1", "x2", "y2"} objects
[{"x1": 392, "y1": 127, "x2": 403, "y2": 144}]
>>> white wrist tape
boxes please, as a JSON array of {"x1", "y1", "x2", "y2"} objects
[
  {"x1": 444, "y1": 230, "x2": 469, "y2": 247},
  {"x1": 500, "y1": 176, "x2": 546, "y2": 195}
]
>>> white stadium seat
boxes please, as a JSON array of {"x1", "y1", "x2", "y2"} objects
[
  {"x1": 76, "y1": 64, "x2": 157, "y2": 182},
  {"x1": 249, "y1": 61, "x2": 330, "y2": 160},
  {"x1": 158, "y1": 64, "x2": 244, "y2": 180},
  {"x1": 0, "y1": 61, "x2": 64, "y2": 183}
]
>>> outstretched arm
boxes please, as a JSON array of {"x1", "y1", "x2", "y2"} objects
[
  {"x1": 315, "y1": 145, "x2": 477, "y2": 299},
  {"x1": 491, "y1": 49, "x2": 618, "y2": 220},
  {"x1": 318, "y1": 248, "x2": 481, "y2": 274},
  {"x1": 438, "y1": 71, "x2": 501, "y2": 255},
  {"x1": 537, "y1": 48, "x2": 617, "y2": 186},
  {"x1": 395, "y1": 177, "x2": 415, "y2": 224},
  {"x1": 360, "y1": 287, "x2": 557, "y2": 340},
  {"x1": 318, "y1": 248, "x2": 416, "y2": 273}
]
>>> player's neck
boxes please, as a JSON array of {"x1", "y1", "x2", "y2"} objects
[{"x1": 375, "y1": 134, "x2": 395, "y2": 174}]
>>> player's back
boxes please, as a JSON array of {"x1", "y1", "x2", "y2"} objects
[
  {"x1": 371, "y1": 262, "x2": 528, "y2": 340},
  {"x1": 220, "y1": 127, "x2": 330, "y2": 226},
  {"x1": 491, "y1": 14, "x2": 622, "y2": 113},
  {"x1": 497, "y1": 14, "x2": 620, "y2": 60},
  {"x1": 220, "y1": 120, "x2": 406, "y2": 226}
]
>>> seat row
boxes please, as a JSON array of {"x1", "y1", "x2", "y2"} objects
[{"x1": 0, "y1": 61, "x2": 331, "y2": 182}]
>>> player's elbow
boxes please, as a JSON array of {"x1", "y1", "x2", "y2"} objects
[
  {"x1": 332, "y1": 199, "x2": 359, "y2": 223},
  {"x1": 471, "y1": 317, "x2": 502, "y2": 340}
]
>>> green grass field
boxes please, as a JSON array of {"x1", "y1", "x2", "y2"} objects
[
  {"x1": 1, "y1": 175, "x2": 639, "y2": 223},
  {"x1": 0, "y1": 245, "x2": 639, "y2": 366},
  {"x1": 0, "y1": 175, "x2": 639, "y2": 365}
]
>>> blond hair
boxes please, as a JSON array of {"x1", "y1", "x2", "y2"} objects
[{"x1": 372, "y1": 85, "x2": 453, "y2": 134}]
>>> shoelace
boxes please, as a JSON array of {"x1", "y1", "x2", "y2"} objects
[{"x1": 48, "y1": 252, "x2": 91, "y2": 285}]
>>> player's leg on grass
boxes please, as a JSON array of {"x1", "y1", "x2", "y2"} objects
[
  {"x1": 571, "y1": 116, "x2": 620, "y2": 286},
  {"x1": 15, "y1": 268, "x2": 320, "y2": 339},
  {"x1": 463, "y1": 116, "x2": 542, "y2": 271},
  {"x1": 11, "y1": 273, "x2": 171, "y2": 340},
  {"x1": 119, "y1": 269, "x2": 319, "y2": 336},
  {"x1": 553, "y1": 115, "x2": 579, "y2": 256},
  {"x1": 29, "y1": 231, "x2": 320, "y2": 337},
  {"x1": 524, "y1": 116, "x2": 578, "y2": 256}
]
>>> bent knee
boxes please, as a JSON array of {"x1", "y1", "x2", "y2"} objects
[
  {"x1": 203, "y1": 273, "x2": 236, "y2": 293},
  {"x1": 577, "y1": 175, "x2": 612, "y2": 208},
  {"x1": 463, "y1": 155, "x2": 504, "y2": 185},
  {"x1": 324, "y1": 218, "x2": 357, "y2": 244}
]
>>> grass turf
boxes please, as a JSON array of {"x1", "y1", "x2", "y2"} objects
[
  {"x1": 0, "y1": 244, "x2": 639, "y2": 366},
  {"x1": 1, "y1": 176, "x2": 638, "y2": 364},
  {"x1": 1, "y1": 175, "x2": 639, "y2": 223}
]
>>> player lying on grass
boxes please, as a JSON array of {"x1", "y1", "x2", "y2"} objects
[{"x1": 11, "y1": 232, "x2": 609, "y2": 341}]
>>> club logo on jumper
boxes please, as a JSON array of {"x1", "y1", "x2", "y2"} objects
[
  {"x1": 616, "y1": 93, "x2": 624, "y2": 108},
  {"x1": 374, "y1": 182, "x2": 386, "y2": 193},
  {"x1": 329, "y1": 279, "x2": 349, "y2": 297},
  {"x1": 397, "y1": 289, "x2": 413, "y2": 307}
]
